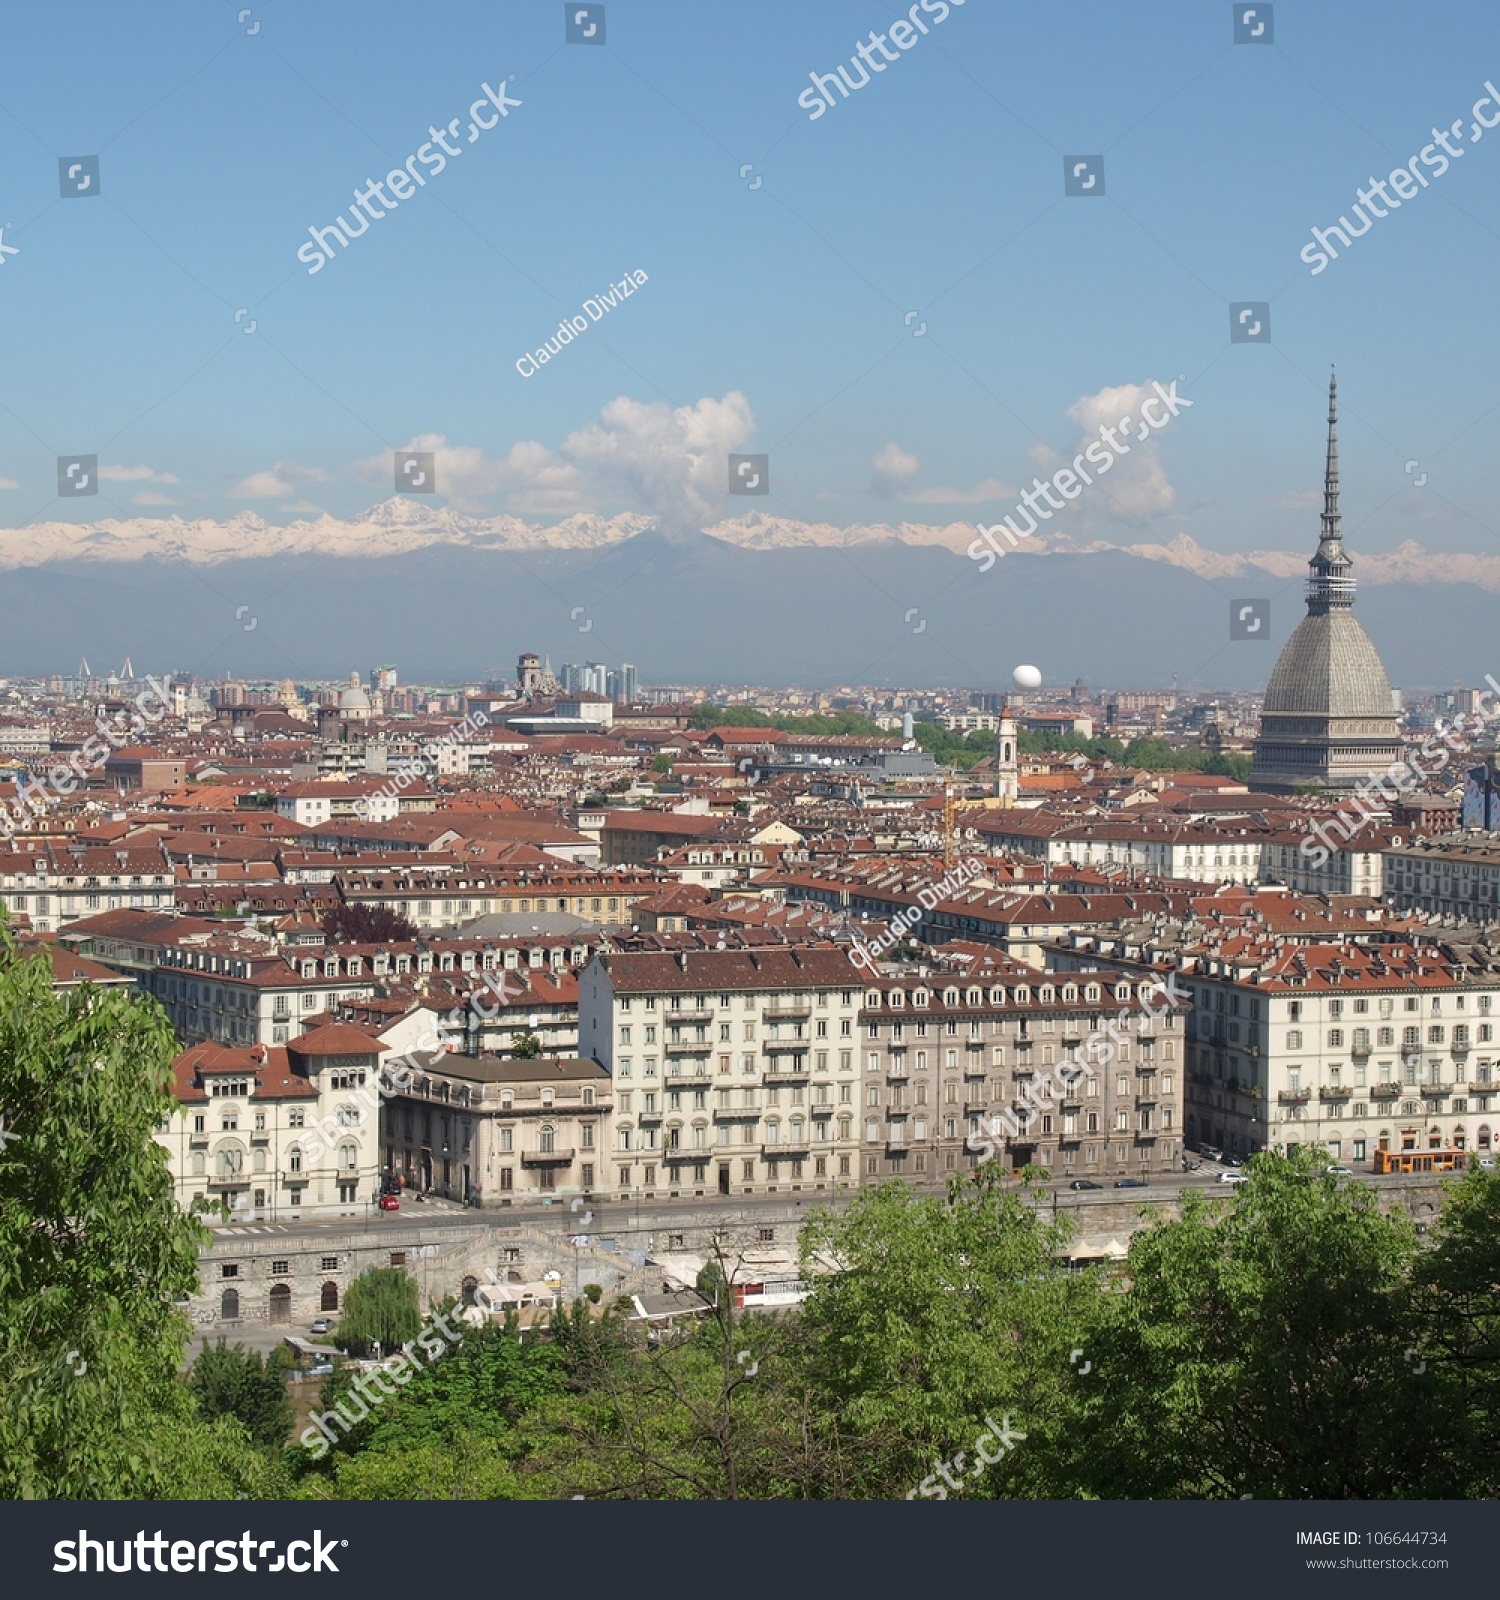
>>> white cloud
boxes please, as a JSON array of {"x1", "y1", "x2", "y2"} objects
[
  {"x1": 349, "y1": 392, "x2": 760, "y2": 524},
  {"x1": 232, "y1": 461, "x2": 329, "y2": 499},
  {"x1": 1065, "y1": 381, "x2": 1179, "y2": 522},
  {"x1": 354, "y1": 434, "x2": 586, "y2": 514},
  {"x1": 0, "y1": 476, "x2": 17, "y2": 490},
  {"x1": 130, "y1": 489, "x2": 178, "y2": 507},
  {"x1": 1028, "y1": 441, "x2": 1062, "y2": 469},
  {"x1": 562, "y1": 390, "x2": 757, "y2": 529},
  {"x1": 871, "y1": 441, "x2": 920, "y2": 496},
  {"x1": 870, "y1": 440, "x2": 1010, "y2": 504},
  {"x1": 1267, "y1": 488, "x2": 1321, "y2": 509},
  {"x1": 99, "y1": 464, "x2": 179, "y2": 484}
]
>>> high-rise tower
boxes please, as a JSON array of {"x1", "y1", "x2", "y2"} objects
[{"x1": 1250, "y1": 372, "x2": 1403, "y2": 793}]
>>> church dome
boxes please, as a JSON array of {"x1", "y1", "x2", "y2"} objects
[
  {"x1": 339, "y1": 687, "x2": 371, "y2": 712},
  {"x1": 1262, "y1": 610, "x2": 1395, "y2": 719}
]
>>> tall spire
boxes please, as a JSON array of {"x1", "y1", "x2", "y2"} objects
[
  {"x1": 1321, "y1": 366, "x2": 1339, "y2": 543},
  {"x1": 1307, "y1": 367, "x2": 1353, "y2": 614}
]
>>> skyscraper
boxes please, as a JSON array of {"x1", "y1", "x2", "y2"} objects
[{"x1": 1250, "y1": 373, "x2": 1403, "y2": 793}]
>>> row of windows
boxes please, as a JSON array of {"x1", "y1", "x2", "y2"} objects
[
  {"x1": 1286, "y1": 1024, "x2": 1492, "y2": 1049},
  {"x1": 616, "y1": 1052, "x2": 857, "y2": 1078}
]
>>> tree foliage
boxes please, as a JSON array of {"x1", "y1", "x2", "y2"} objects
[
  {"x1": 337, "y1": 1268, "x2": 421, "y2": 1356},
  {"x1": 322, "y1": 902, "x2": 418, "y2": 944},
  {"x1": 0, "y1": 933, "x2": 276, "y2": 1497},
  {"x1": 189, "y1": 1338, "x2": 296, "y2": 1451}
]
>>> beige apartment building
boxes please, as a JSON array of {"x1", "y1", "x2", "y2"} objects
[
  {"x1": 383, "y1": 1053, "x2": 611, "y2": 1206},
  {"x1": 579, "y1": 948, "x2": 864, "y2": 1200},
  {"x1": 858, "y1": 962, "x2": 1188, "y2": 1185}
]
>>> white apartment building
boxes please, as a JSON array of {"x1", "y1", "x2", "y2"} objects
[
  {"x1": 580, "y1": 947, "x2": 864, "y2": 1200},
  {"x1": 157, "y1": 1023, "x2": 385, "y2": 1224},
  {"x1": 275, "y1": 780, "x2": 400, "y2": 827},
  {"x1": 1384, "y1": 834, "x2": 1500, "y2": 920},
  {"x1": 1259, "y1": 825, "x2": 1392, "y2": 897},
  {"x1": 0, "y1": 845, "x2": 174, "y2": 933}
]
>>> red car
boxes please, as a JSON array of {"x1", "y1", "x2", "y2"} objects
[{"x1": 379, "y1": 1193, "x2": 400, "y2": 1211}]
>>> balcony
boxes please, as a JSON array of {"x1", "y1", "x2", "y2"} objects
[
  {"x1": 1450, "y1": 1039, "x2": 1471, "y2": 1056},
  {"x1": 520, "y1": 1147, "x2": 575, "y2": 1166},
  {"x1": 762, "y1": 1143, "x2": 810, "y2": 1160},
  {"x1": 1135, "y1": 1092, "x2": 1157, "y2": 1107},
  {"x1": 665, "y1": 1039, "x2": 712, "y2": 1056},
  {"x1": 1421, "y1": 1083, "x2": 1454, "y2": 1099},
  {"x1": 1371, "y1": 1082, "x2": 1401, "y2": 1098},
  {"x1": 665, "y1": 1069, "x2": 714, "y2": 1088},
  {"x1": 885, "y1": 1061, "x2": 908, "y2": 1080},
  {"x1": 637, "y1": 1109, "x2": 663, "y2": 1125},
  {"x1": 1350, "y1": 1041, "x2": 1371, "y2": 1058},
  {"x1": 712, "y1": 1104, "x2": 760, "y2": 1121},
  {"x1": 763, "y1": 1003, "x2": 812, "y2": 1021},
  {"x1": 664, "y1": 1007, "x2": 713, "y2": 1023},
  {"x1": 1012, "y1": 1063, "x2": 1035, "y2": 1078},
  {"x1": 964, "y1": 1060, "x2": 988, "y2": 1079},
  {"x1": 1469, "y1": 1080, "x2": 1496, "y2": 1095},
  {"x1": 1277, "y1": 1089, "x2": 1311, "y2": 1105},
  {"x1": 1319, "y1": 1086, "x2": 1353, "y2": 1101},
  {"x1": 963, "y1": 1101, "x2": 989, "y2": 1117}
]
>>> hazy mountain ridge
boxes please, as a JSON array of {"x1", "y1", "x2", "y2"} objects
[{"x1": 0, "y1": 533, "x2": 1488, "y2": 691}]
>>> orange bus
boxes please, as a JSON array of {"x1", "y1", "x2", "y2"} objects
[{"x1": 1372, "y1": 1147, "x2": 1467, "y2": 1175}]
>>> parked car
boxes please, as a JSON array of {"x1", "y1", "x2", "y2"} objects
[
  {"x1": 1479, "y1": 1156, "x2": 1497, "y2": 1170},
  {"x1": 306, "y1": 1361, "x2": 334, "y2": 1377},
  {"x1": 1114, "y1": 1178, "x2": 1148, "y2": 1188},
  {"x1": 1223, "y1": 1154, "x2": 1244, "y2": 1167},
  {"x1": 1070, "y1": 1179, "x2": 1102, "y2": 1190},
  {"x1": 1219, "y1": 1171, "x2": 1248, "y2": 1185},
  {"x1": 379, "y1": 1193, "x2": 400, "y2": 1211},
  {"x1": 1325, "y1": 1164, "x2": 1352, "y2": 1175},
  {"x1": 310, "y1": 1316, "x2": 336, "y2": 1335}
]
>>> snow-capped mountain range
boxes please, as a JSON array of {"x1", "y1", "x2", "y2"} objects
[{"x1": 0, "y1": 499, "x2": 1494, "y2": 590}]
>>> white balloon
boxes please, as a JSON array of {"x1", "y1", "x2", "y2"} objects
[{"x1": 1012, "y1": 664, "x2": 1042, "y2": 690}]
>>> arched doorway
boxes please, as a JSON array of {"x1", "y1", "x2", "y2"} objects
[
  {"x1": 221, "y1": 1287, "x2": 240, "y2": 1321},
  {"x1": 320, "y1": 1280, "x2": 339, "y2": 1312},
  {"x1": 269, "y1": 1284, "x2": 291, "y2": 1324}
]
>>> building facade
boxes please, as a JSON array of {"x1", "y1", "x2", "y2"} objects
[
  {"x1": 580, "y1": 948, "x2": 864, "y2": 1200},
  {"x1": 157, "y1": 1023, "x2": 384, "y2": 1222},
  {"x1": 383, "y1": 1053, "x2": 611, "y2": 1205}
]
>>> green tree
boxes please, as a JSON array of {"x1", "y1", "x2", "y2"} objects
[
  {"x1": 0, "y1": 933, "x2": 275, "y2": 1498},
  {"x1": 323, "y1": 902, "x2": 418, "y2": 943},
  {"x1": 338, "y1": 1267, "x2": 421, "y2": 1357},
  {"x1": 798, "y1": 1168, "x2": 1086, "y2": 1498},
  {"x1": 651, "y1": 753, "x2": 674, "y2": 774},
  {"x1": 1408, "y1": 1166, "x2": 1500, "y2": 1494},
  {"x1": 509, "y1": 1032, "x2": 543, "y2": 1059},
  {"x1": 1033, "y1": 1150, "x2": 1425, "y2": 1499},
  {"x1": 189, "y1": 1338, "x2": 296, "y2": 1451}
]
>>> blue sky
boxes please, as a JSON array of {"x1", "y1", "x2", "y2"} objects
[{"x1": 2, "y1": 0, "x2": 1500, "y2": 562}]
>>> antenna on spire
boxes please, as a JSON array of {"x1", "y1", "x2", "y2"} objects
[{"x1": 1322, "y1": 365, "x2": 1339, "y2": 543}]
